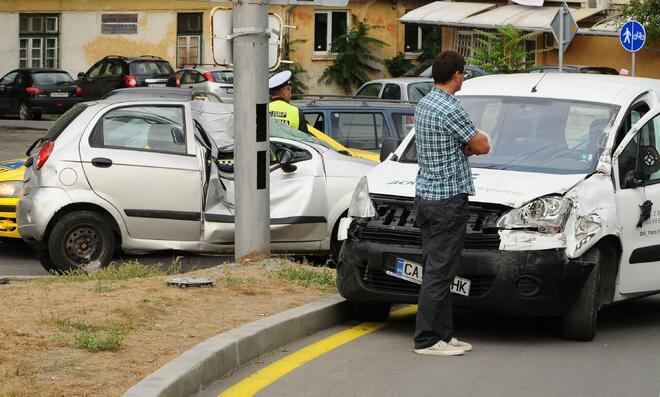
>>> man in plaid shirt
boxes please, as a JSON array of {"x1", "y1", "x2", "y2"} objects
[{"x1": 413, "y1": 51, "x2": 490, "y2": 356}]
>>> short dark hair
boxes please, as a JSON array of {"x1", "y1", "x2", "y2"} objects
[{"x1": 432, "y1": 51, "x2": 465, "y2": 84}]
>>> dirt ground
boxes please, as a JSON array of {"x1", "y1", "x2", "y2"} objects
[{"x1": 0, "y1": 259, "x2": 334, "y2": 397}]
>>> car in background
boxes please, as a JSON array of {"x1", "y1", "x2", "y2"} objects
[
  {"x1": 296, "y1": 98, "x2": 416, "y2": 153},
  {"x1": 103, "y1": 87, "x2": 222, "y2": 102},
  {"x1": 0, "y1": 68, "x2": 83, "y2": 120},
  {"x1": 176, "y1": 66, "x2": 233, "y2": 102},
  {"x1": 404, "y1": 60, "x2": 487, "y2": 80},
  {"x1": 17, "y1": 100, "x2": 376, "y2": 272},
  {"x1": 77, "y1": 55, "x2": 179, "y2": 100},
  {"x1": 355, "y1": 77, "x2": 433, "y2": 103},
  {"x1": 0, "y1": 159, "x2": 24, "y2": 239},
  {"x1": 526, "y1": 65, "x2": 619, "y2": 75}
]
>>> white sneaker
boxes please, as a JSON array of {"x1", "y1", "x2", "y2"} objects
[
  {"x1": 414, "y1": 340, "x2": 465, "y2": 356},
  {"x1": 448, "y1": 337, "x2": 472, "y2": 352}
]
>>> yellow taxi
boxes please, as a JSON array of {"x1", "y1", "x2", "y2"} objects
[
  {"x1": 306, "y1": 125, "x2": 379, "y2": 163},
  {"x1": 0, "y1": 159, "x2": 24, "y2": 239}
]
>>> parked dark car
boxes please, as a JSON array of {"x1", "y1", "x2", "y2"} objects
[
  {"x1": 0, "y1": 68, "x2": 83, "y2": 120},
  {"x1": 77, "y1": 55, "x2": 179, "y2": 100},
  {"x1": 103, "y1": 87, "x2": 222, "y2": 102},
  {"x1": 295, "y1": 98, "x2": 416, "y2": 152},
  {"x1": 525, "y1": 65, "x2": 620, "y2": 75}
]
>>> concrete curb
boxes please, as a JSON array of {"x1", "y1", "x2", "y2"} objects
[{"x1": 123, "y1": 294, "x2": 352, "y2": 397}]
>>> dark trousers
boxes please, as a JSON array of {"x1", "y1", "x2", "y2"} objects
[{"x1": 413, "y1": 193, "x2": 468, "y2": 349}]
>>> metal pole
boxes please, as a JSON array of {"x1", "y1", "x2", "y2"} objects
[
  {"x1": 632, "y1": 51, "x2": 636, "y2": 77},
  {"x1": 233, "y1": 0, "x2": 271, "y2": 260},
  {"x1": 559, "y1": 6, "x2": 564, "y2": 73}
]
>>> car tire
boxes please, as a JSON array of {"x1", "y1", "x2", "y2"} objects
[
  {"x1": 329, "y1": 214, "x2": 347, "y2": 267},
  {"x1": 47, "y1": 211, "x2": 116, "y2": 273},
  {"x1": 36, "y1": 249, "x2": 58, "y2": 274},
  {"x1": 18, "y1": 102, "x2": 33, "y2": 121},
  {"x1": 351, "y1": 300, "x2": 391, "y2": 322},
  {"x1": 561, "y1": 246, "x2": 601, "y2": 341}
]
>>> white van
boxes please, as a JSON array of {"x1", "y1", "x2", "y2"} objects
[{"x1": 337, "y1": 73, "x2": 660, "y2": 340}]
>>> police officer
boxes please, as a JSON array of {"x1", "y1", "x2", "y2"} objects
[{"x1": 268, "y1": 70, "x2": 308, "y2": 134}]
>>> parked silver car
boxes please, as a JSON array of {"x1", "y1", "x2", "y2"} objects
[
  {"x1": 176, "y1": 66, "x2": 234, "y2": 102},
  {"x1": 17, "y1": 100, "x2": 375, "y2": 272},
  {"x1": 355, "y1": 77, "x2": 433, "y2": 103}
]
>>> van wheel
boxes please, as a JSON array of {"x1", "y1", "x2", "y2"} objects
[
  {"x1": 561, "y1": 247, "x2": 601, "y2": 341},
  {"x1": 47, "y1": 211, "x2": 115, "y2": 273},
  {"x1": 19, "y1": 102, "x2": 33, "y2": 120},
  {"x1": 351, "y1": 301, "x2": 391, "y2": 322}
]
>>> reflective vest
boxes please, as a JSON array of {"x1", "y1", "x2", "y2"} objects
[{"x1": 269, "y1": 99, "x2": 300, "y2": 130}]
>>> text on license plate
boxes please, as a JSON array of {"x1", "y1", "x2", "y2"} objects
[
  {"x1": 386, "y1": 258, "x2": 471, "y2": 296},
  {"x1": 149, "y1": 83, "x2": 166, "y2": 88},
  {"x1": 50, "y1": 92, "x2": 69, "y2": 97}
]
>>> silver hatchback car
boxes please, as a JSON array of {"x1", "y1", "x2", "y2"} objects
[{"x1": 18, "y1": 100, "x2": 375, "y2": 272}]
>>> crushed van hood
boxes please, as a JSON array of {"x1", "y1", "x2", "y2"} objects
[{"x1": 368, "y1": 161, "x2": 587, "y2": 208}]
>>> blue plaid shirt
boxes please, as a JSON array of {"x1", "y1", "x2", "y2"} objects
[{"x1": 415, "y1": 87, "x2": 477, "y2": 200}]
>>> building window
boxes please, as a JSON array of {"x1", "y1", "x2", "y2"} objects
[
  {"x1": 404, "y1": 24, "x2": 438, "y2": 54},
  {"x1": 19, "y1": 14, "x2": 59, "y2": 68},
  {"x1": 454, "y1": 28, "x2": 535, "y2": 64},
  {"x1": 177, "y1": 13, "x2": 203, "y2": 67},
  {"x1": 314, "y1": 11, "x2": 348, "y2": 54},
  {"x1": 101, "y1": 14, "x2": 138, "y2": 34}
]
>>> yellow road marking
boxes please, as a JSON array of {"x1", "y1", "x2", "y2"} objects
[{"x1": 219, "y1": 305, "x2": 417, "y2": 397}]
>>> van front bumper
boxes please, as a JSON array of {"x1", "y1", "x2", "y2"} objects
[{"x1": 337, "y1": 238, "x2": 594, "y2": 318}]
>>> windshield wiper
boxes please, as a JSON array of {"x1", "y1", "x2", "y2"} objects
[{"x1": 25, "y1": 137, "x2": 47, "y2": 156}]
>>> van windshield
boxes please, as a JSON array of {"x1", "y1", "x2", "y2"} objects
[{"x1": 400, "y1": 96, "x2": 620, "y2": 174}]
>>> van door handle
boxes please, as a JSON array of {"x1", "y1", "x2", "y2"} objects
[{"x1": 91, "y1": 157, "x2": 112, "y2": 168}]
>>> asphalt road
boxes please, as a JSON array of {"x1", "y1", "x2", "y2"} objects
[{"x1": 200, "y1": 297, "x2": 660, "y2": 397}]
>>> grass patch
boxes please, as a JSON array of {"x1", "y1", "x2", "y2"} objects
[
  {"x1": 52, "y1": 318, "x2": 133, "y2": 352},
  {"x1": 91, "y1": 282, "x2": 117, "y2": 294},
  {"x1": 41, "y1": 260, "x2": 172, "y2": 283},
  {"x1": 274, "y1": 265, "x2": 336, "y2": 292}
]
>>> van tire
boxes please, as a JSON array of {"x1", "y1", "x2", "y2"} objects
[
  {"x1": 351, "y1": 301, "x2": 391, "y2": 322},
  {"x1": 561, "y1": 248, "x2": 601, "y2": 341},
  {"x1": 47, "y1": 211, "x2": 115, "y2": 273}
]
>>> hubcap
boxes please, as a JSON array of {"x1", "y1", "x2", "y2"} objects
[
  {"x1": 19, "y1": 104, "x2": 27, "y2": 119},
  {"x1": 64, "y1": 226, "x2": 102, "y2": 265}
]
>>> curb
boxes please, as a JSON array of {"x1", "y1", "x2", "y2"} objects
[{"x1": 123, "y1": 295, "x2": 352, "y2": 397}]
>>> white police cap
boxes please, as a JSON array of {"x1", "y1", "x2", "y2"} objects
[{"x1": 268, "y1": 70, "x2": 292, "y2": 91}]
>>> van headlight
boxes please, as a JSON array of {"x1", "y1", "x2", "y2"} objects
[
  {"x1": 348, "y1": 177, "x2": 376, "y2": 218},
  {"x1": 497, "y1": 196, "x2": 572, "y2": 234},
  {"x1": 0, "y1": 181, "x2": 22, "y2": 198}
]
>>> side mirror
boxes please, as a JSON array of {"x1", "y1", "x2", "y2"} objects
[
  {"x1": 276, "y1": 148, "x2": 297, "y2": 173},
  {"x1": 170, "y1": 127, "x2": 185, "y2": 145},
  {"x1": 380, "y1": 138, "x2": 402, "y2": 162},
  {"x1": 640, "y1": 145, "x2": 660, "y2": 176},
  {"x1": 77, "y1": 72, "x2": 85, "y2": 80},
  {"x1": 623, "y1": 170, "x2": 641, "y2": 189}
]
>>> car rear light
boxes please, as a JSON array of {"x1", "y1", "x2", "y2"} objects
[
  {"x1": 203, "y1": 71, "x2": 214, "y2": 82},
  {"x1": 124, "y1": 75, "x2": 137, "y2": 88},
  {"x1": 25, "y1": 86, "x2": 41, "y2": 96},
  {"x1": 176, "y1": 76, "x2": 181, "y2": 88},
  {"x1": 75, "y1": 86, "x2": 82, "y2": 96},
  {"x1": 36, "y1": 141, "x2": 54, "y2": 170}
]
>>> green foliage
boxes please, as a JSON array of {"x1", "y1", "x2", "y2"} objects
[
  {"x1": 274, "y1": 265, "x2": 336, "y2": 292},
  {"x1": 318, "y1": 17, "x2": 388, "y2": 93},
  {"x1": 620, "y1": 0, "x2": 660, "y2": 42},
  {"x1": 385, "y1": 52, "x2": 414, "y2": 77},
  {"x1": 40, "y1": 259, "x2": 183, "y2": 283},
  {"x1": 52, "y1": 318, "x2": 133, "y2": 352},
  {"x1": 466, "y1": 25, "x2": 547, "y2": 73},
  {"x1": 91, "y1": 282, "x2": 117, "y2": 293},
  {"x1": 417, "y1": 27, "x2": 442, "y2": 63},
  {"x1": 277, "y1": 33, "x2": 309, "y2": 95}
]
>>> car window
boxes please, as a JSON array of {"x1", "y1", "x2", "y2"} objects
[
  {"x1": 382, "y1": 84, "x2": 401, "y2": 100},
  {"x1": 192, "y1": 71, "x2": 206, "y2": 83},
  {"x1": 44, "y1": 104, "x2": 88, "y2": 141},
  {"x1": 90, "y1": 105, "x2": 186, "y2": 155},
  {"x1": 331, "y1": 112, "x2": 390, "y2": 151},
  {"x1": 619, "y1": 113, "x2": 660, "y2": 187},
  {"x1": 87, "y1": 62, "x2": 104, "y2": 78},
  {"x1": 211, "y1": 70, "x2": 233, "y2": 84},
  {"x1": 304, "y1": 112, "x2": 325, "y2": 132},
  {"x1": 179, "y1": 71, "x2": 193, "y2": 84},
  {"x1": 616, "y1": 102, "x2": 650, "y2": 149},
  {"x1": 129, "y1": 61, "x2": 174, "y2": 76},
  {"x1": 356, "y1": 83, "x2": 382, "y2": 97},
  {"x1": 32, "y1": 72, "x2": 73, "y2": 85},
  {"x1": 391, "y1": 113, "x2": 415, "y2": 139},
  {"x1": 270, "y1": 118, "x2": 330, "y2": 149},
  {"x1": 407, "y1": 82, "x2": 433, "y2": 102},
  {"x1": 0, "y1": 71, "x2": 18, "y2": 85}
]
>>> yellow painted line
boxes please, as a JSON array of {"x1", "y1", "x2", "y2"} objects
[{"x1": 219, "y1": 305, "x2": 417, "y2": 397}]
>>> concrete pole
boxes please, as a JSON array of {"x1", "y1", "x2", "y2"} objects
[
  {"x1": 232, "y1": 0, "x2": 271, "y2": 260},
  {"x1": 559, "y1": 6, "x2": 564, "y2": 73}
]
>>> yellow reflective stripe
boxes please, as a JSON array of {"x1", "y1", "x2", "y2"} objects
[{"x1": 218, "y1": 305, "x2": 417, "y2": 397}]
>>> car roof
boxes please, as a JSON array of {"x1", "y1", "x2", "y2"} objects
[
  {"x1": 294, "y1": 97, "x2": 417, "y2": 109},
  {"x1": 178, "y1": 66, "x2": 233, "y2": 72},
  {"x1": 459, "y1": 73, "x2": 660, "y2": 106},
  {"x1": 361, "y1": 77, "x2": 433, "y2": 85},
  {"x1": 102, "y1": 88, "x2": 220, "y2": 101},
  {"x1": 14, "y1": 68, "x2": 68, "y2": 73}
]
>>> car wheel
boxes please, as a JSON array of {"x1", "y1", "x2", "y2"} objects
[
  {"x1": 47, "y1": 211, "x2": 115, "y2": 273},
  {"x1": 18, "y1": 102, "x2": 33, "y2": 120},
  {"x1": 36, "y1": 249, "x2": 58, "y2": 274},
  {"x1": 561, "y1": 246, "x2": 601, "y2": 341},
  {"x1": 351, "y1": 301, "x2": 391, "y2": 322}
]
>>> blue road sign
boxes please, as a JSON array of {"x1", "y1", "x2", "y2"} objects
[{"x1": 620, "y1": 20, "x2": 646, "y2": 52}]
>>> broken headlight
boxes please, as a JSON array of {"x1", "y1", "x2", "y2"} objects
[
  {"x1": 0, "y1": 181, "x2": 22, "y2": 198},
  {"x1": 348, "y1": 177, "x2": 376, "y2": 218},
  {"x1": 497, "y1": 196, "x2": 572, "y2": 234}
]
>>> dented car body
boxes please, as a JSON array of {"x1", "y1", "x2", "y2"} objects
[{"x1": 337, "y1": 74, "x2": 660, "y2": 340}]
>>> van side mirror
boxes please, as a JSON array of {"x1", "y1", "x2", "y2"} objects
[
  {"x1": 623, "y1": 170, "x2": 642, "y2": 189},
  {"x1": 380, "y1": 138, "x2": 401, "y2": 162},
  {"x1": 77, "y1": 72, "x2": 85, "y2": 80},
  {"x1": 276, "y1": 148, "x2": 297, "y2": 173}
]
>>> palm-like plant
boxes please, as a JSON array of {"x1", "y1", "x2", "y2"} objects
[
  {"x1": 467, "y1": 25, "x2": 547, "y2": 73},
  {"x1": 318, "y1": 18, "x2": 387, "y2": 93}
]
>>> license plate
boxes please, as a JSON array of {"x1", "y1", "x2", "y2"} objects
[
  {"x1": 226, "y1": 88, "x2": 234, "y2": 94},
  {"x1": 50, "y1": 92, "x2": 69, "y2": 97},
  {"x1": 149, "y1": 83, "x2": 166, "y2": 88},
  {"x1": 386, "y1": 258, "x2": 471, "y2": 296}
]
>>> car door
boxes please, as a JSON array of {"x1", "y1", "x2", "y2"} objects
[
  {"x1": 356, "y1": 83, "x2": 382, "y2": 98},
  {"x1": 101, "y1": 61, "x2": 124, "y2": 96},
  {"x1": 0, "y1": 71, "x2": 18, "y2": 112},
  {"x1": 79, "y1": 103, "x2": 203, "y2": 241},
  {"x1": 80, "y1": 61, "x2": 105, "y2": 100},
  {"x1": 612, "y1": 105, "x2": 660, "y2": 293}
]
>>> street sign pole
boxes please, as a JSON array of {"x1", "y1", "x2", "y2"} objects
[
  {"x1": 632, "y1": 51, "x2": 636, "y2": 77},
  {"x1": 550, "y1": 2, "x2": 576, "y2": 74},
  {"x1": 619, "y1": 20, "x2": 646, "y2": 78},
  {"x1": 559, "y1": 7, "x2": 564, "y2": 73},
  {"x1": 232, "y1": 0, "x2": 270, "y2": 260}
]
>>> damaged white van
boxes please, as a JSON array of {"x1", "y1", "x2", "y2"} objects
[{"x1": 337, "y1": 73, "x2": 660, "y2": 340}]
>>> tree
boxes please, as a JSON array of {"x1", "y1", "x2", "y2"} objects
[
  {"x1": 276, "y1": 33, "x2": 308, "y2": 95},
  {"x1": 417, "y1": 27, "x2": 442, "y2": 63},
  {"x1": 318, "y1": 18, "x2": 387, "y2": 94},
  {"x1": 384, "y1": 52, "x2": 414, "y2": 77},
  {"x1": 466, "y1": 25, "x2": 547, "y2": 73},
  {"x1": 620, "y1": 0, "x2": 660, "y2": 44}
]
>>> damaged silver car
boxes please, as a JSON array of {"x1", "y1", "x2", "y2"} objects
[{"x1": 17, "y1": 100, "x2": 375, "y2": 273}]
